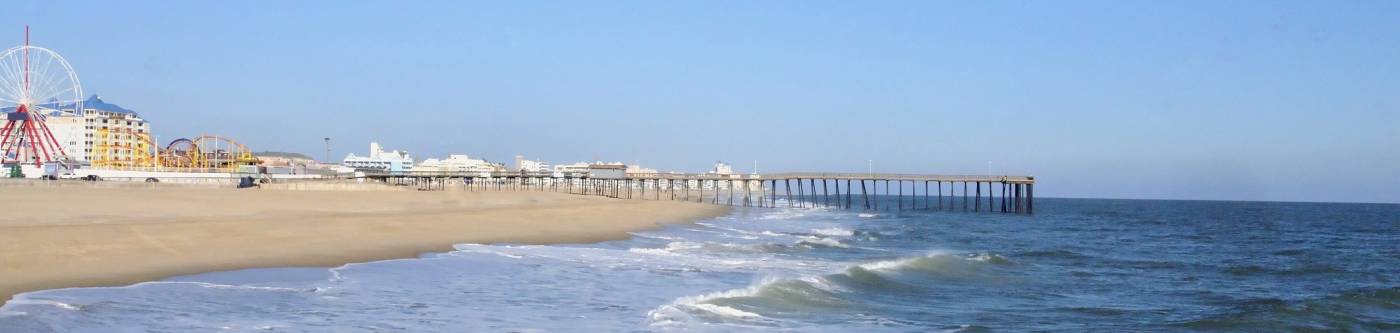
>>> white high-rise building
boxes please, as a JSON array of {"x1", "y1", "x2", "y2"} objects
[
  {"x1": 343, "y1": 142, "x2": 414, "y2": 172},
  {"x1": 43, "y1": 112, "x2": 87, "y2": 162},
  {"x1": 626, "y1": 164, "x2": 658, "y2": 175},
  {"x1": 711, "y1": 161, "x2": 733, "y2": 175},
  {"x1": 514, "y1": 155, "x2": 550, "y2": 173}
]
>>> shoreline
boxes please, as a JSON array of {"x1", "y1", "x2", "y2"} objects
[{"x1": 0, "y1": 185, "x2": 729, "y2": 303}]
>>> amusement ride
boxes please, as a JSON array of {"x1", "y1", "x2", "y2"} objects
[{"x1": 1, "y1": 27, "x2": 257, "y2": 174}]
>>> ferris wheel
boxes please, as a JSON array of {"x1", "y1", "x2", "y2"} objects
[{"x1": 0, "y1": 26, "x2": 83, "y2": 167}]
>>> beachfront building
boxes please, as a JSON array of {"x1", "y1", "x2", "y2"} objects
[
  {"x1": 29, "y1": 95, "x2": 152, "y2": 164},
  {"x1": 587, "y1": 164, "x2": 627, "y2": 179},
  {"x1": 709, "y1": 161, "x2": 734, "y2": 175},
  {"x1": 514, "y1": 155, "x2": 550, "y2": 173},
  {"x1": 413, "y1": 154, "x2": 501, "y2": 174},
  {"x1": 700, "y1": 161, "x2": 743, "y2": 189},
  {"x1": 256, "y1": 152, "x2": 317, "y2": 168},
  {"x1": 342, "y1": 142, "x2": 414, "y2": 172},
  {"x1": 42, "y1": 113, "x2": 87, "y2": 163},
  {"x1": 553, "y1": 161, "x2": 630, "y2": 177},
  {"x1": 552, "y1": 162, "x2": 593, "y2": 175},
  {"x1": 626, "y1": 164, "x2": 659, "y2": 175}
]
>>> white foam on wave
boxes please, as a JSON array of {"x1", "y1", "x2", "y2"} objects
[
  {"x1": 329, "y1": 254, "x2": 486, "y2": 283},
  {"x1": 799, "y1": 236, "x2": 850, "y2": 248},
  {"x1": 696, "y1": 222, "x2": 769, "y2": 239},
  {"x1": 630, "y1": 240, "x2": 771, "y2": 261},
  {"x1": 452, "y1": 239, "x2": 830, "y2": 277},
  {"x1": 0, "y1": 280, "x2": 309, "y2": 320},
  {"x1": 796, "y1": 274, "x2": 847, "y2": 293},
  {"x1": 685, "y1": 303, "x2": 763, "y2": 319},
  {"x1": 855, "y1": 251, "x2": 1011, "y2": 274},
  {"x1": 649, "y1": 272, "x2": 854, "y2": 328},
  {"x1": 628, "y1": 247, "x2": 677, "y2": 256},
  {"x1": 811, "y1": 227, "x2": 855, "y2": 237},
  {"x1": 665, "y1": 241, "x2": 705, "y2": 251},
  {"x1": 4, "y1": 279, "x2": 305, "y2": 309},
  {"x1": 655, "y1": 250, "x2": 1010, "y2": 320},
  {"x1": 757, "y1": 209, "x2": 807, "y2": 220},
  {"x1": 858, "y1": 251, "x2": 953, "y2": 272},
  {"x1": 968, "y1": 253, "x2": 1013, "y2": 265},
  {"x1": 648, "y1": 277, "x2": 780, "y2": 326},
  {"x1": 2, "y1": 299, "x2": 80, "y2": 311},
  {"x1": 629, "y1": 233, "x2": 684, "y2": 241},
  {"x1": 175, "y1": 281, "x2": 305, "y2": 292},
  {"x1": 451, "y1": 243, "x2": 531, "y2": 259},
  {"x1": 858, "y1": 257, "x2": 915, "y2": 271}
]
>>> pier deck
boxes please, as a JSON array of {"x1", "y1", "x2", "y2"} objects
[{"x1": 359, "y1": 171, "x2": 1035, "y2": 214}]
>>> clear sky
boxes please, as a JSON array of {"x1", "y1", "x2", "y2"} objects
[{"x1": 6, "y1": 1, "x2": 1398, "y2": 203}]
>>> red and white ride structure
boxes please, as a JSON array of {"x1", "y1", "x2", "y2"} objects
[{"x1": 0, "y1": 26, "x2": 83, "y2": 167}]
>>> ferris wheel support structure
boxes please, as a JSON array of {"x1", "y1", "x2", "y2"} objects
[{"x1": 0, "y1": 26, "x2": 81, "y2": 168}]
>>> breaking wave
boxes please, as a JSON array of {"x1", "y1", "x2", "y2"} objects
[
  {"x1": 797, "y1": 236, "x2": 850, "y2": 248},
  {"x1": 650, "y1": 252, "x2": 1014, "y2": 326}
]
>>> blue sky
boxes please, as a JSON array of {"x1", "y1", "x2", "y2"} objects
[{"x1": 7, "y1": 1, "x2": 1398, "y2": 203}]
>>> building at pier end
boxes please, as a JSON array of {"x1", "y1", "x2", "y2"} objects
[{"x1": 343, "y1": 142, "x2": 414, "y2": 172}]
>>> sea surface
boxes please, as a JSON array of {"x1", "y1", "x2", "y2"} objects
[{"x1": 1, "y1": 198, "x2": 1397, "y2": 332}]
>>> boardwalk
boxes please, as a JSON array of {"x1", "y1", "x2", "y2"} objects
[{"x1": 361, "y1": 171, "x2": 1035, "y2": 214}]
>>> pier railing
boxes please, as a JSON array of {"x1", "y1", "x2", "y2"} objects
[
  {"x1": 359, "y1": 171, "x2": 1034, "y2": 214},
  {"x1": 762, "y1": 172, "x2": 1034, "y2": 183}
]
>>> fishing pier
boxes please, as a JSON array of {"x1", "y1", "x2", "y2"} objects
[{"x1": 364, "y1": 171, "x2": 1035, "y2": 214}]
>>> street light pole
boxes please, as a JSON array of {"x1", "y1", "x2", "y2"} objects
[{"x1": 323, "y1": 137, "x2": 331, "y2": 164}]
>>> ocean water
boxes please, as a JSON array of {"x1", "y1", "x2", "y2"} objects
[{"x1": 1, "y1": 198, "x2": 1397, "y2": 332}]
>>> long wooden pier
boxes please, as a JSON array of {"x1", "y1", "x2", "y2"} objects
[{"x1": 361, "y1": 171, "x2": 1035, "y2": 214}]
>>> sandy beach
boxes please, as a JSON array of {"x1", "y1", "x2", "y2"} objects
[{"x1": 0, "y1": 184, "x2": 729, "y2": 302}]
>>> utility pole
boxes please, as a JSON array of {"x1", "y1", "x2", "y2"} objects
[{"x1": 154, "y1": 134, "x2": 160, "y2": 171}]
